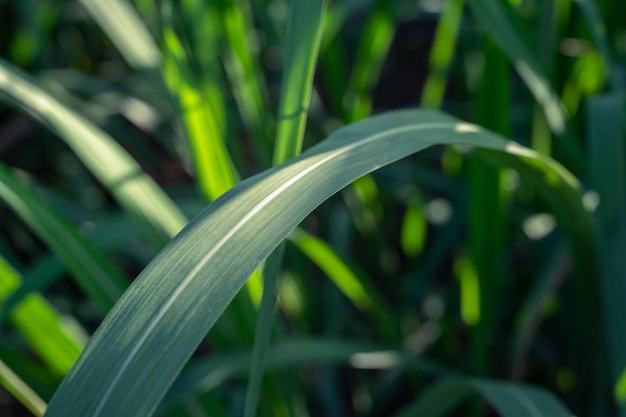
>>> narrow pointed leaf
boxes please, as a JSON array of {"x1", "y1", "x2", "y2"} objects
[
  {"x1": 0, "y1": 256, "x2": 86, "y2": 377},
  {"x1": 43, "y1": 109, "x2": 595, "y2": 417},
  {"x1": 468, "y1": 0, "x2": 568, "y2": 135},
  {"x1": 273, "y1": 0, "x2": 327, "y2": 164}
]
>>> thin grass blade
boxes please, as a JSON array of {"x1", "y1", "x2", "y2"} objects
[
  {"x1": 272, "y1": 0, "x2": 327, "y2": 165},
  {"x1": 466, "y1": 37, "x2": 510, "y2": 375},
  {"x1": 467, "y1": 0, "x2": 568, "y2": 136},
  {"x1": 0, "y1": 256, "x2": 86, "y2": 377},
  {"x1": 287, "y1": 228, "x2": 397, "y2": 340},
  {"x1": 343, "y1": 0, "x2": 395, "y2": 122},
  {"x1": 161, "y1": 26, "x2": 240, "y2": 201},
  {"x1": 0, "y1": 357, "x2": 47, "y2": 417},
  {"x1": 420, "y1": 0, "x2": 465, "y2": 109},
  {"x1": 0, "y1": 164, "x2": 128, "y2": 312},
  {"x1": 0, "y1": 59, "x2": 188, "y2": 247},
  {"x1": 217, "y1": 0, "x2": 271, "y2": 160}
]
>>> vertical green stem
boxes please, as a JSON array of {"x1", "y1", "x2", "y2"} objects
[{"x1": 467, "y1": 37, "x2": 510, "y2": 376}]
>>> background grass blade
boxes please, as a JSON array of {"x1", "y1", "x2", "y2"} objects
[
  {"x1": 216, "y1": 0, "x2": 271, "y2": 159},
  {"x1": 242, "y1": 245, "x2": 284, "y2": 417},
  {"x1": 468, "y1": 0, "x2": 585, "y2": 171},
  {"x1": 78, "y1": 0, "x2": 160, "y2": 69},
  {"x1": 246, "y1": 1, "x2": 328, "y2": 415},
  {"x1": 466, "y1": 37, "x2": 510, "y2": 377},
  {"x1": 0, "y1": 59, "x2": 188, "y2": 247},
  {"x1": 41, "y1": 109, "x2": 595, "y2": 417},
  {"x1": 0, "y1": 256, "x2": 86, "y2": 378},
  {"x1": 272, "y1": 0, "x2": 327, "y2": 165},
  {"x1": 343, "y1": 0, "x2": 396, "y2": 122},
  {"x1": 0, "y1": 164, "x2": 128, "y2": 312},
  {"x1": 0, "y1": 357, "x2": 47, "y2": 417}
]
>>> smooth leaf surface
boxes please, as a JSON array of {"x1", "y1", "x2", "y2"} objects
[
  {"x1": 0, "y1": 164, "x2": 128, "y2": 312},
  {"x1": 246, "y1": 2, "x2": 328, "y2": 413},
  {"x1": 0, "y1": 257, "x2": 86, "y2": 377},
  {"x1": 43, "y1": 109, "x2": 594, "y2": 417},
  {"x1": 287, "y1": 228, "x2": 396, "y2": 340},
  {"x1": 79, "y1": 0, "x2": 160, "y2": 69},
  {"x1": 161, "y1": 26, "x2": 239, "y2": 201},
  {"x1": 0, "y1": 357, "x2": 47, "y2": 417},
  {"x1": 272, "y1": 0, "x2": 327, "y2": 164}
]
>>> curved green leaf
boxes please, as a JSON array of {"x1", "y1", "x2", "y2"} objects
[
  {"x1": 287, "y1": 228, "x2": 396, "y2": 340},
  {"x1": 79, "y1": 0, "x2": 161, "y2": 69},
  {"x1": 43, "y1": 109, "x2": 595, "y2": 417},
  {"x1": 468, "y1": 0, "x2": 568, "y2": 135},
  {"x1": 0, "y1": 256, "x2": 86, "y2": 377}
]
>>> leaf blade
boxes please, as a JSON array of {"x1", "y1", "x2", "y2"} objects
[{"x1": 43, "y1": 109, "x2": 595, "y2": 417}]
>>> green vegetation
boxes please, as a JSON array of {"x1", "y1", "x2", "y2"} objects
[{"x1": 0, "y1": 0, "x2": 624, "y2": 416}]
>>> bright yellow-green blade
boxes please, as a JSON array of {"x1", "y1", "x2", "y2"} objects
[
  {"x1": 272, "y1": 0, "x2": 327, "y2": 165},
  {"x1": 161, "y1": 26, "x2": 239, "y2": 201},
  {"x1": 0, "y1": 164, "x2": 128, "y2": 312},
  {"x1": 0, "y1": 59, "x2": 187, "y2": 248},
  {"x1": 42, "y1": 109, "x2": 595, "y2": 417},
  {"x1": 420, "y1": 0, "x2": 465, "y2": 109},
  {"x1": 0, "y1": 257, "x2": 86, "y2": 377},
  {"x1": 0, "y1": 357, "x2": 47, "y2": 417},
  {"x1": 247, "y1": 2, "x2": 327, "y2": 415},
  {"x1": 78, "y1": 0, "x2": 160, "y2": 69},
  {"x1": 217, "y1": 0, "x2": 271, "y2": 159},
  {"x1": 468, "y1": 0, "x2": 568, "y2": 135}
]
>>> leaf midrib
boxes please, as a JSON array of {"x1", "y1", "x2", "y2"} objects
[{"x1": 90, "y1": 121, "x2": 458, "y2": 416}]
